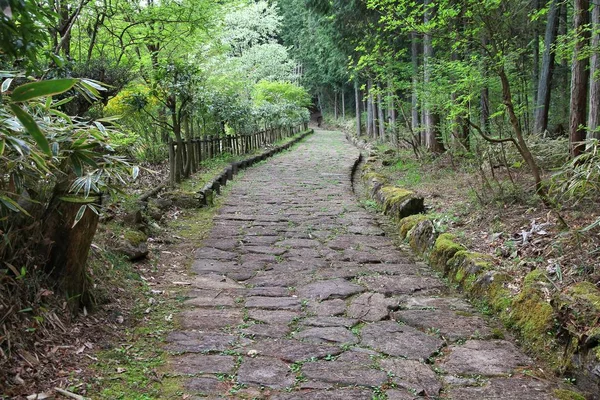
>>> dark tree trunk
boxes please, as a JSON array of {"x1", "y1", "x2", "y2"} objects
[
  {"x1": 532, "y1": 0, "x2": 540, "y2": 107},
  {"x1": 377, "y1": 89, "x2": 385, "y2": 141},
  {"x1": 588, "y1": 1, "x2": 600, "y2": 140},
  {"x1": 42, "y1": 177, "x2": 99, "y2": 310},
  {"x1": 534, "y1": 0, "x2": 560, "y2": 134},
  {"x1": 569, "y1": 0, "x2": 590, "y2": 157},
  {"x1": 423, "y1": 0, "x2": 445, "y2": 153},
  {"x1": 355, "y1": 79, "x2": 362, "y2": 136},
  {"x1": 411, "y1": 32, "x2": 421, "y2": 144}
]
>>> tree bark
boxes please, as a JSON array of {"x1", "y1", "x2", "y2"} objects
[
  {"x1": 569, "y1": 0, "x2": 590, "y2": 157},
  {"x1": 367, "y1": 80, "x2": 374, "y2": 137},
  {"x1": 532, "y1": 0, "x2": 540, "y2": 107},
  {"x1": 377, "y1": 89, "x2": 386, "y2": 141},
  {"x1": 588, "y1": 1, "x2": 600, "y2": 140},
  {"x1": 355, "y1": 79, "x2": 362, "y2": 136},
  {"x1": 534, "y1": 0, "x2": 560, "y2": 134},
  {"x1": 411, "y1": 32, "x2": 421, "y2": 144},
  {"x1": 423, "y1": 0, "x2": 445, "y2": 153}
]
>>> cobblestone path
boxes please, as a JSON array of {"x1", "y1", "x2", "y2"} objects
[{"x1": 167, "y1": 130, "x2": 560, "y2": 399}]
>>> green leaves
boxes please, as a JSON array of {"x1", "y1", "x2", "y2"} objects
[
  {"x1": 11, "y1": 79, "x2": 77, "y2": 102},
  {"x1": 9, "y1": 103, "x2": 51, "y2": 156}
]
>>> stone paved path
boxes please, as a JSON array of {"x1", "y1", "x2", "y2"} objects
[{"x1": 167, "y1": 130, "x2": 560, "y2": 399}]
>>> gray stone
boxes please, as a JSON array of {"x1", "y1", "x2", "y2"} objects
[
  {"x1": 445, "y1": 377, "x2": 557, "y2": 399},
  {"x1": 385, "y1": 389, "x2": 418, "y2": 400},
  {"x1": 165, "y1": 331, "x2": 235, "y2": 353},
  {"x1": 361, "y1": 321, "x2": 443, "y2": 360},
  {"x1": 359, "y1": 275, "x2": 445, "y2": 296},
  {"x1": 347, "y1": 293, "x2": 396, "y2": 322},
  {"x1": 305, "y1": 299, "x2": 346, "y2": 316},
  {"x1": 189, "y1": 274, "x2": 244, "y2": 290},
  {"x1": 170, "y1": 354, "x2": 235, "y2": 375},
  {"x1": 380, "y1": 358, "x2": 442, "y2": 396},
  {"x1": 297, "y1": 278, "x2": 364, "y2": 300},
  {"x1": 271, "y1": 389, "x2": 373, "y2": 400},
  {"x1": 180, "y1": 309, "x2": 242, "y2": 331},
  {"x1": 399, "y1": 296, "x2": 474, "y2": 312},
  {"x1": 185, "y1": 377, "x2": 229, "y2": 395},
  {"x1": 248, "y1": 286, "x2": 291, "y2": 297},
  {"x1": 249, "y1": 339, "x2": 343, "y2": 362},
  {"x1": 441, "y1": 340, "x2": 533, "y2": 376},
  {"x1": 392, "y1": 309, "x2": 492, "y2": 341},
  {"x1": 294, "y1": 327, "x2": 358, "y2": 345},
  {"x1": 301, "y1": 317, "x2": 358, "y2": 328},
  {"x1": 194, "y1": 247, "x2": 237, "y2": 261},
  {"x1": 237, "y1": 357, "x2": 295, "y2": 389},
  {"x1": 242, "y1": 323, "x2": 291, "y2": 339},
  {"x1": 248, "y1": 309, "x2": 300, "y2": 324},
  {"x1": 246, "y1": 296, "x2": 302, "y2": 311},
  {"x1": 301, "y1": 360, "x2": 388, "y2": 387},
  {"x1": 242, "y1": 245, "x2": 287, "y2": 256}
]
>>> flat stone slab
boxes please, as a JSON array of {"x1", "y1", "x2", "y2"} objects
[
  {"x1": 237, "y1": 357, "x2": 295, "y2": 389},
  {"x1": 170, "y1": 354, "x2": 235, "y2": 375},
  {"x1": 189, "y1": 274, "x2": 244, "y2": 290},
  {"x1": 305, "y1": 299, "x2": 346, "y2": 316},
  {"x1": 180, "y1": 309, "x2": 243, "y2": 331},
  {"x1": 440, "y1": 340, "x2": 533, "y2": 376},
  {"x1": 445, "y1": 377, "x2": 557, "y2": 399},
  {"x1": 248, "y1": 309, "x2": 300, "y2": 324},
  {"x1": 194, "y1": 247, "x2": 238, "y2": 261},
  {"x1": 294, "y1": 327, "x2": 358, "y2": 345},
  {"x1": 361, "y1": 321, "x2": 443, "y2": 360},
  {"x1": 380, "y1": 358, "x2": 442, "y2": 396},
  {"x1": 242, "y1": 245, "x2": 287, "y2": 256},
  {"x1": 184, "y1": 294, "x2": 237, "y2": 308},
  {"x1": 249, "y1": 339, "x2": 343, "y2": 362},
  {"x1": 297, "y1": 278, "x2": 364, "y2": 300},
  {"x1": 185, "y1": 376, "x2": 229, "y2": 395},
  {"x1": 248, "y1": 286, "x2": 291, "y2": 297},
  {"x1": 347, "y1": 293, "x2": 396, "y2": 322},
  {"x1": 246, "y1": 296, "x2": 302, "y2": 311},
  {"x1": 386, "y1": 389, "x2": 418, "y2": 400},
  {"x1": 277, "y1": 238, "x2": 320, "y2": 248},
  {"x1": 301, "y1": 360, "x2": 388, "y2": 387},
  {"x1": 359, "y1": 275, "x2": 445, "y2": 296},
  {"x1": 301, "y1": 317, "x2": 358, "y2": 328},
  {"x1": 242, "y1": 323, "x2": 291, "y2": 339},
  {"x1": 271, "y1": 389, "x2": 373, "y2": 400},
  {"x1": 165, "y1": 331, "x2": 236, "y2": 353},
  {"x1": 392, "y1": 309, "x2": 492, "y2": 341},
  {"x1": 399, "y1": 296, "x2": 474, "y2": 312}
]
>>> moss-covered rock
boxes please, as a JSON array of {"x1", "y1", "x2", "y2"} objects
[
  {"x1": 510, "y1": 269, "x2": 555, "y2": 352},
  {"x1": 124, "y1": 229, "x2": 147, "y2": 246},
  {"x1": 429, "y1": 233, "x2": 466, "y2": 272},
  {"x1": 408, "y1": 219, "x2": 437, "y2": 255},
  {"x1": 553, "y1": 389, "x2": 586, "y2": 400},
  {"x1": 448, "y1": 250, "x2": 494, "y2": 285},
  {"x1": 399, "y1": 214, "x2": 429, "y2": 239},
  {"x1": 375, "y1": 185, "x2": 425, "y2": 220}
]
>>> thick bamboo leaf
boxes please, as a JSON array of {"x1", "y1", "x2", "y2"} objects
[
  {"x1": 1, "y1": 78, "x2": 13, "y2": 93},
  {"x1": 0, "y1": 195, "x2": 31, "y2": 216},
  {"x1": 9, "y1": 103, "x2": 51, "y2": 156},
  {"x1": 72, "y1": 205, "x2": 87, "y2": 227},
  {"x1": 58, "y1": 196, "x2": 100, "y2": 204},
  {"x1": 0, "y1": 138, "x2": 4, "y2": 156},
  {"x1": 11, "y1": 79, "x2": 77, "y2": 102}
]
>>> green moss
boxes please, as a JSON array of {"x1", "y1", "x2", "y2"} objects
[
  {"x1": 565, "y1": 281, "x2": 600, "y2": 310},
  {"x1": 553, "y1": 389, "x2": 586, "y2": 400},
  {"x1": 379, "y1": 185, "x2": 414, "y2": 213},
  {"x1": 398, "y1": 214, "x2": 428, "y2": 239},
  {"x1": 594, "y1": 345, "x2": 600, "y2": 360},
  {"x1": 509, "y1": 270, "x2": 555, "y2": 355},
  {"x1": 124, "y1": 229, "x2": 147, "y2": 246},
  {"x1": 430, "y1": 233, "x2": 466, "y2": 272},
  {"x1": 491, "y1": 328, "x2": 505, "y2": 339},
  {"x1": 447, "y1": 250, "x2": 492, "y2": 284},
  {"x1": 362, "y1": 171, "x2": 388, "y2": 184}
]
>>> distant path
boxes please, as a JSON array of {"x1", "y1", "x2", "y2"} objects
[{"x1": 167, "y1": 129, "x2": 559, "y2": 399}]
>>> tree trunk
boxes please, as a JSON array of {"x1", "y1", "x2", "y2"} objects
[
  {"x1": 534, "y1": 0, "x2": 560, "y2": 134},
  {"x1": 367, "y1": 79, "x2": 375, "y2": 138},
  {"x1": 377, "y1": 90, "x2": 385, "y2": 141},
  {"x1": 569, "y1": 0, "x2": 590, "y2": 157},
  {"x1": 423, "y1": 0, "x2": 445, "y2": 153},
  {"x1": 411, "y1": 32, "x2": 421, "y2": 145},
  {"x1": 334, "y1": 90, "x2": 338, "y2": 120},
  {"x1": 481, "y1": 36, "x2": 491, "y2": 133},
  {"x1": 532, "y1": 0, "x2": 540, "y2": 107},
  {"x1": 42, "y1": 176, "x2": 99, "y2": 310},
  {"x1": 588, "y1": 1, "x2": 600, "y2": 140},
  {"x1": 342, "y1": 90, "x2": 346, "y2": 119},
  {"x1": 355, "y1": 79, "x2": 362, "y2": 136}
]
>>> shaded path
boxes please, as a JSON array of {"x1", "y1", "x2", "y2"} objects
[{"x1": 167, "y1": 130, "x2": 559, "y2": 399}]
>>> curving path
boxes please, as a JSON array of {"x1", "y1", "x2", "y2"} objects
[{"x1": 167, "y1": 129, "x2": 560, "y2": 399}]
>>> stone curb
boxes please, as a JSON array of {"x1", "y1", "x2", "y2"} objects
[
  {"x1": 198, "y1": 129, "x2": 314, "y2": 206},
  {"x1": 345, "y1": 132, "x2": 600, "y2": 396}
]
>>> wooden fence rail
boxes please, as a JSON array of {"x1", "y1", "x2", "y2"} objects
[{"x1": 168, "y1": 123, "x2": 309, "y2": 185}]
